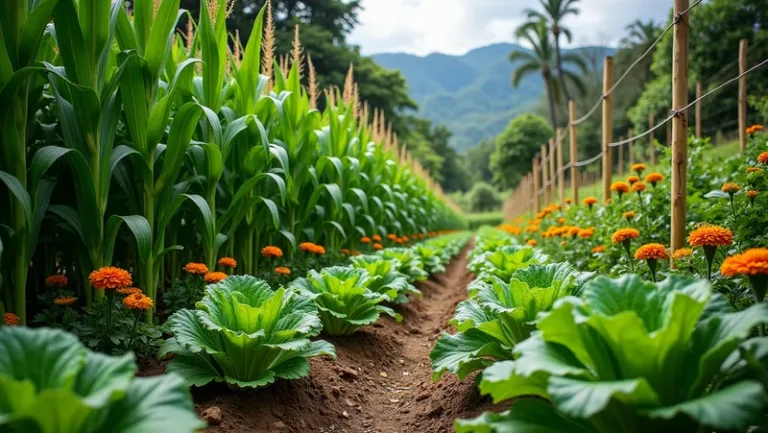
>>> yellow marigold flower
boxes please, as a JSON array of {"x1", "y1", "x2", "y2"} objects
[
  {"x1": 747, "y1": 167, "x2": 762, "y2": 174},
  {"x1": 525, "y1": 225, "x2": 539, "y2": 233},
  {"x1": 623, "y1": 211, "x2": 636, "y2": 220},
  {"x1": 261, "y1": 246, "x2": 283, "y2": 258},
  {"x1": 373, "y1": 243, "x2": 383, "y2": 250},
  {"x1": 372, "y1": 234, "x2": 382, "y2": 242},
  {"x1": 758, "y1": 152, "x2": 768, "y2": 165},
  {"x1": 591, "y1": 245, "x2": 606, "y2": 254},
  {"x1": 4, "y1": 312, "x2": 20, "y2": 326},
  {"x1": 122, "y1": 293, "x2": 154, "y2": 311},
  {"x1": 568, "y1": 226, "x2": 581, "y2": 237},
  {"x1": 610, "y1": 181, "x2": 630, "y2": 194},
  {"x1": 54, "y1": 296, "x2": 77, "y2": 306},
  {"x1": 218, "y1": 257, "x2": 237, "y2": 268},
  {"x1": 611, "y1": 228, "x2": 640, "y2": 243},
  {"x1": 721, "y1": 248, "x2": 768, "y2": 277},
  {"x1": 299, "y1": 242, "x2": 316, "y2": 252},
  {"x1": 627, "y1": 175, "x2": 640, "y2": 184},
  {"x1": 117, "y1": 287, "x2": 142, "y2": 296},
  {"x1": 645, "y1": 172, "x2": 664, "y2": 186},
  {"x1": 341, "y1": 248, "x2": 351, "y2": 255},
  {"x1": 578, "y1": 228, "x2": 595, "y2": 238},
  {"x1": 672, "y1": 248, "x2": 693, "y2": 260},
  {"x1": 634, "y1": 243, "x2": 669, "y2": 261},
  {"x1": 498, "y1": 224, "x2": 522, "y2": 235},
  {"x1": 89, "y1": 267, "x2": 132, "y2": 290},
  {"x1": 557, "y1": 217, "x2": 566, "y2": 224},
  {"x1": 204, "y1": 272, "x2": 227, "y2": 284},
  {"x1": 275, "y1": 266, "x2": 291, "y2": 275},
  {"x1": 183, "y1": 262, "x2": 209, "y2": 275},
  {"x1": 688, "y1": 225, "x2": 733, "y2": 247},
  {"x1": 632, "y1": 182, "x2": 646, "y2": 193},
  {"x1": 721, "y1": 183, "x2": 740, "y2": 194},
  {"x1": 45, "y1": 275, "x2": 68, "y2": 288},
  {"x1": 560, "y1": 241, "x2": 568, "y2": 247},
  {"x1": 526, "y1": 239, "x2": 537, "y2": 246},
  {"x1": 583, "y1": 196, "x2": 598, "y2": 207},
  {"x1": 632, "y1": 163, "x2": 647, "y2": 174}
]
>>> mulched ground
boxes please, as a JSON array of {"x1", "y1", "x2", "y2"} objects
[{"x1": 141, "y1": 245, "x2": 506, "y2": 432}]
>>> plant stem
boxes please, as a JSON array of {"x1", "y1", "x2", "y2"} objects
[{"x1": 128, "y1": 311, "x2": 141, "y2": 350}]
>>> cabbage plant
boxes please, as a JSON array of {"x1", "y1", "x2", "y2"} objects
[
  {"x1": 468, "y1": 245, "x2": 550, "y2": 282},
  {"x1": 160, "y1": 276, "x2": 335, "y2": 389},
  {"x1": 350, "y1": 255, "x2": 420, "y2": 303},
  {"x1": 458, "y1": 275, "x2": 768, "y2": 433},
  {"x1": 0, "y1": 327, "x2": 203, "y2": 432},
  {"x1": 414, "y1": 244, "x2": 448, "y2": 275},
  {"x1": 379, "y1": 248, "x2": 429, "y2": 282},
  {"x1": 431, "y1": 263, "x2": 590, "y2": 381},
  {"x1": 290, "y1": 267, "x2": 402, "y2": 335}
]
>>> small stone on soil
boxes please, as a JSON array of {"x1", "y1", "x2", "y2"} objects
[{"x1": 200, "y1": 406, "x2": 222, "y2": 425}]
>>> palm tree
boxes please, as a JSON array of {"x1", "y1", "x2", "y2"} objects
[
  {"x1": 525, "y1": 0, "x2": 581, "y2": 103},
  {"x1": 510, "y1": 19, "x2": 587, "y2": 129},
  {"x1": 621, "y1": 19, "x2": 663, "y2": 81}
]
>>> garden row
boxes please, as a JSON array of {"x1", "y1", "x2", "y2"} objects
[
  {"x1": 429, "y1": 227, "x2": 768, "y2": 432},
  {"x1": 0, "y1": 0, "x2": 463, "y2": 328},
  {"x1": 0, "y1": 231, "x2": 469, "y2": 431}
]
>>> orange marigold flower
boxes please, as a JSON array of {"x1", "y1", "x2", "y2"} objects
[
  {"x1": 525, "y1": 225, "x2": 539, "y2": 233},
  {"x1": 627, "y1": 175, "x2": 640, "y2": 184},
  {"x1": 557, "y1": 217, "x2": 566, "y2": 224},
  {"x1": 721, "y1": 183, "x2": 740, "y2": 194},
  {"x1": 758, "y1": 152, "x2": 768, "y2": 165},
  {"x1": 261, "y1": 246, "x2": 283, "y2": 258},
  {"x1": 583, "y1": 196, "x2": 598, "y2": 207},
  {"x1": 387, "y1": 234, "x2": 397, "y2": 241},
  {"x1": 747, "y1": 190, "x2": 759, "y2": 199},
  {"x1": 312, "y1": 245, "x2": 326, "y2": 255},
  {"x1": 54, "y1": 296, "x2": 77, "y2": 306},
  {"x1": 632, "y1": 163, "x2": 647, "y2": 174},
  {"x1": 632, "y1": 182, "x2": 646, "y2": 193},
  {"x1": 89, "y1": 267, "x2": 132, "y2": 290},
  {"x1": 117, "y1": 287, "x2": 142, "y2": 296},
  {"x1": 747, "y1": 124, "x2": 765, "y2": 134},
  {"x1": 360, "y1": 236, "x2": 371, "y2": 244},
  {"x1": 526, "y1": 239, "x2": 537, "y2": 246},
  {"x1": 634, "y1": 243, "x2": 669, "y2": 261},
  {"x1": 565, "y1": 198, "x2": 573, "y2": 204},
  {"x1": 578, "y1": 228, "x2": 595, "y2": 238},
  {"x1": 373, "y1": 243, "x2": 383, "y2": 250},
  {"x1": 275, "y1": 266, "x2": 291, "y2": 275},
  {"x1": 721, "y1": 248, "x2": 768, "y2": 277},
  {"x1": 611, "y1": 228, "x2": 640, "y2": 243},
  {"x1": 372, "y1": 234, "x2": 382, "y2": 242},
  {"x1": 123, "y1": 293, "x2": 154, "y2": 311},
  {"x1": 688, "y1": 225, "x2": 733, "y2": 247},
  {"x1": 672, "y1": 248, "x2": 693, "y2": 260},
  {"x1": 204, "y1": 272, "x2": 228, "y2": 284},
  {"x1": 352, "y1": 250, "x2": 361, "y2": 256},
  {"x1": 623, "y1": 211, "x2": 636, "y2": 220},
  {"x1": 45, "y1": 275, "x2": 68, "y2": 288},
  {"x1": 645, "y1": 173, "x2": 664, "y2": 186},
  {"x1": 568, "y1": 226, "x2": 581, "y2": 237},
  {"x1": 183, "y1": 262, "x2": 209, "y2": 275},
  {"x1": 610, "y1": 181, "x2": 630, "y2": 194},
  {"x1": 4, "y1": 312, "x2": 20, "y2": 326},
  {"x1": 591, "y1": 245, "x2": 606, "y2": 254},
  {"x1": 300, "y1": 242, "x2": 317, "y2": 252},
  {"x1": 341, "y1": 248, "x2": 351, "y2": 255},
  {"x1": 218, "y1": 257, "x2": 237, "y2": 268},
  {"x1": 747, "y1": 167, "x2": 763, "y2": 174}
]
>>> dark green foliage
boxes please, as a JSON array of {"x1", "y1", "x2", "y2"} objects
[
  {"x1": 467, "y1": 182, "x2": 503, "y2": 213},
  {"x1": 463, "y1": 139, "x2": 495, "y2": 185},
  {"x1": 490, "y1": 114, "x2": 554, "y2": 189}
]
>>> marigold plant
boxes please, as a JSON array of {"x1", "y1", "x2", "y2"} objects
[
  {"x1": 591, "y1": 245, "x2": 606, "y2": 254},
  {"x1": 89, "y1": 267, "x2": 132, "y2": 290},
  {"x1": 583, "y1": 197, "x2": 598, "y2": 208},
  {"x1": 721, "y1": 248, "x2": 768, "y2": 303},
  {"x1": 117, "y1": 287, "x2": 143, "y2": 296},
  {"x1": 611, "y1": 228, "x2": 640, "y2": 244},
  {"x1": 373, "y1": 243, "x2": 383, "y2": 250},
  {"x1": 183, "y1": 262, "x2": 209, "y2": 275},
  {"x1": 746, "y1": 167, "x2": 763, "y2": 174},
  {"x1": 635, "y1": 243, "x2": 669, "y2": 281},
  {"x1": 54, "y1": 296, "x2": 77, "y2": 306},
  {"x1": 387, "y1": 234, "x2": 397, "y2": 241},
  {"x1": 45, "y1": 275, "x2": 68, "y2": 288},
  {"x1": 341, "y1": 248, "x2": 351, "y2": 255},
  {"x1": 275, "y1": 266, "x2": 291, "y2": 275},
  {"x1": 623, "y1": 211, "x2": 636, "y2": 221},
  {"x1": 204, "y1": 272, "x2": 228, "y2": 284},
  {"x1": 722, "y1": 182, "x2": 740, "y2": 194},
  {"x1": 758, "y1": 152, "x2": 768, "y2": 165},
  {"x1": 610, "y1": 181, "x2": 630, "y2": 200},
  {"x1": 645, "y1": 172, "x2": 664, "y2": 187},
  {"x1": 627, "y1": 175, "x2": 639, "y2": 184},
  {"x1": 261, "y1": 246, "x2": 283, "y2": 258},
  {"x1": 688, "y1": 225, "x2": 733, "y2": 280},
  {"x1": 526, "y1": 239, "x2": 537, "y2": 246},
  {"x1": 4, "y1": 312, "x2": 20, "y2": 326},
  {"x1": 631, "y1": 163, "x2": 647, "y2": 174},
  {"x1": 747, "y1": 190, "x2": 759, "y2": 205},
  {"x1": 218, "y1": 257, "x2": 237, "y2": 268},
  {"x1": 372, "y1": 234, "x2": 382, "y2": 242},
  {"x1": 360, "y1": 236, "x2": 371, "y2": 244},
  {"x1": 578, "y1": 228, "x2": 594, "y2": 239},
  {"x1": 672, "y1": 248, "x2": 693, "y2": 260},
  {"x1": 632, "y1": 182, "x2": 646, "y2": 193},
  {"x1": 123, "y1": 293, "x2": 154, "y2": 311}
]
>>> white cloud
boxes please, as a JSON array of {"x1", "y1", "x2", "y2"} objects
[{"x1": 349, "y1": 0, "x2": 671, "y2": 55}]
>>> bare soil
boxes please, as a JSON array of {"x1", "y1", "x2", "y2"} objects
[{"x1": 144, "y1": 245, "x2": 505, "y2": 432}]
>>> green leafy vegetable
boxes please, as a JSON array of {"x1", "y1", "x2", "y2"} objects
[
  {"x1": 159, "y1": 275, "x2": 336, "y2": 389},
  {"x1": 350, "y1": 254, "x2": 420, "y2": 303},
  {"x1": 378, "y1": 248, "x2": 429, "y2": 282}
]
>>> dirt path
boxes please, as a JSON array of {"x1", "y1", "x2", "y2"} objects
[{"x1": 194, "y1": 244, "x2": 504, "y2": 432}]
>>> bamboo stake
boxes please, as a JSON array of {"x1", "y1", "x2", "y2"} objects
[
  {"x1": 695, "y1": 82, "x2": 702, "y2": 138},
  {"x1": 602, "y1": 57, "x2": 614, "y2": 203},
  {"x1": 533, "y1": 157, "x2": 541, "y2": 212},
  {"x1": 556, "y1": 128, "x2": 564, "y2": 204},
  {"x1": 628, "y1": 128, "x2": 634, "y2": 167},
  {"x1": 671, "y1": 0, "x2": 690, "y2": 261},
  {"x1": 739, "y1": 39, "x2": 748, "y2": 152},
  {"x1": 569, "y1": 100, "x2": 579, "y2": 204},
  {"x1": 649, "y1": 112, "x2": 656, "y2": 165},
  {"x1": 541, "y1": 144, "x2": 549, "y2": 206},
  {"x1": 548, "y1": 138, "x2": 556, "y2": 202}
]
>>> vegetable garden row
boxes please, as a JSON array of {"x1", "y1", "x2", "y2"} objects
[{"x1": 427, "y1": 130, "x2": 768, "y2": 431}]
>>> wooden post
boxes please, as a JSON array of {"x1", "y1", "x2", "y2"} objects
[
  {"x1": 671, "y1": 0, "x2": 690, "y2": 261},
  {"x1": 556, "y1": 128, "x2": 565, "y2": 204},
  {"x1": 569, "y1": 100, "x2": 579, "y2": 204},
  {"x1": 628, "y1": 128, "x2": 635, "y2": 167},
  {"x1": 548, "y1": 138, "x2": 556, "y2": 202},
  {"x1": 602, "y1": 56, "x2": 614, "y2": 203},
  {"x1": 541, "y1": 144, "x2": 549, "y2": 205},
  {"x1": 533, "y1": 157, "x2": 541, "y2": 212},
  {"x1": 739, "y1": 39, "x2": 748, "y2": 152},
  {"x1": 618, "y1": 136, "x2": 624, "y2": 175},
  {"x1": 695, "y1": 82, "x2": 702, "y2": 138},
  {"x1": 649, "y1": 112, "x2": 656, "y2": 164}
]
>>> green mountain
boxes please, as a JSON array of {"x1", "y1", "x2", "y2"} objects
[{"x1": 373, "y1": 43, "x2": 611, "y2": 152}]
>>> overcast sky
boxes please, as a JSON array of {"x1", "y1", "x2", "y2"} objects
[{"x1": 348, "y1": 0, "x2": 672, "y2": 56}]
